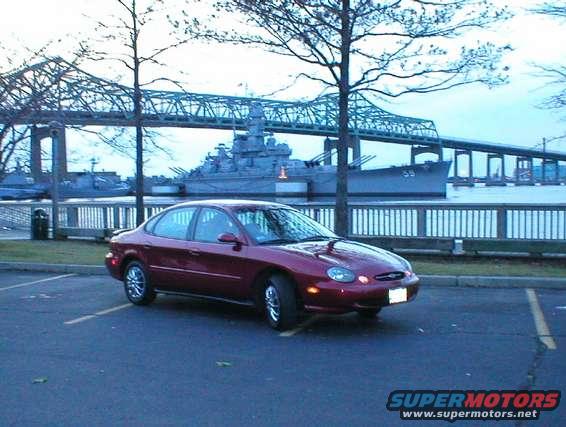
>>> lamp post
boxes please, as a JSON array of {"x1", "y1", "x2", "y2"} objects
[{"x1": 49, "y1": 121, "x2": 62, "y2": 239}]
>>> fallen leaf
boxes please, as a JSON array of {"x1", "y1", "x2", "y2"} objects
[
  {"x1": 417, "y1": 328, "x2": 425, "y2": 333},
  {"x1": 216, "y1": 361, "x2": 232, "y2": 367},
  {"x1": 32, "y1": 377, "x2": 48, "y2": 384}
]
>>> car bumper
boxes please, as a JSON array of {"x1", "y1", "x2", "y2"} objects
[
  {"x1": 301, "y1": 275, "x2": 419, "y2": 314},
  {"x1": 105, "y1": 252, "x2": 122, "y2": 280}
]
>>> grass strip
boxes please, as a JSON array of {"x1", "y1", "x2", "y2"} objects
[{"x1": 0, "y1": 240, "x2": 565, "y2": 277}]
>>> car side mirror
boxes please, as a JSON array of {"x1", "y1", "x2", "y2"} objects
[{"x1": 217, "y1": 232, "x2": 243, "y2": 250}]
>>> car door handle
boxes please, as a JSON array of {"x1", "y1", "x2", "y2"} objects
[
  {"x1": 187, "y1": 249, "x2": 201, "y2": 256},
  {"x1": 143, "y1": 242, "x2": 152, "y2": 250}
]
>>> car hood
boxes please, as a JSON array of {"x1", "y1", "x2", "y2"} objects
[{"x1": 271, "y1": 239, "x2": 408, "y2": 272}]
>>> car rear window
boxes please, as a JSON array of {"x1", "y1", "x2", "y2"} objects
[
  {"x1": 152, "y1": 207, "x2": 197, "y2": 240},
  {"x1": 144, "y1": 213, "x2": 163, "y2": 233}
]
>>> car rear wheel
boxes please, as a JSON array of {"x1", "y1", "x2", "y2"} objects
[
  {"x1": 356, "y1": 307, "x2": 381, "y2": 319},
  {"x1": 264, "y1": 274, "x2": 297, "y2": 331},
  {"x1": 124, "y1": 261, "x2": 156, "y2": 305}
]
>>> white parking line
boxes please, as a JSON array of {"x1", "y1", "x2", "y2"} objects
[
  {"x1": 0, "y1": 274, "x2": 75, "y2": 292},
  {"x1": 64, "y1": 303, "x2": 133, "y2": 325},
  {"x1": 280, "y1": 314, "x2": 325, "y2": 337},
  {"x1": 64, "y1": 314, "x2": 97, "y2": 325},
  {"x1": 526, "y1": 288, "x2": 557, "y2": 350}
]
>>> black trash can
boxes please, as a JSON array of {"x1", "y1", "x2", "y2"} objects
[{"x1": 31, "y1": 208, "x2": 49, "y2": 240}]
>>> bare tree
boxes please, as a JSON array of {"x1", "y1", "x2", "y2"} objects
[
  {"x1": 531, "y1": 1, "x2": 566, "y2": 136},
  {"x1": 193, "y1": 0, "x2": 511, "y2": 235},
  {"x1": 533, "y1": 65, "x2": 566, "y2": 112},
  {"x1": 90, "y1": 0, "x2": 194, "y2": 225},
  {"x1": 531, "y1": 1, "x2": 566, "y2": 18}
]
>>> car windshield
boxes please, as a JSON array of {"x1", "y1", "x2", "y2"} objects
[{"x1": 235, "y1": 207, "x2": 338, "y2": 245}]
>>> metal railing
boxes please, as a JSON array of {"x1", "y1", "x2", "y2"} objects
[
  {"x1": 0, "y1": 204, "x2": 33, "y2": 229},
  {"x1": 348, "y1": 205, "x2": 566, "y2": 240},
  {"x1": 1, "y1": 201, "x2": 565, "y2": 241}
]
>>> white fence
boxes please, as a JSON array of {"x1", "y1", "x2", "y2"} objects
[{"x1": 2, "y1": 201, "x2": 565, "y2": 241}]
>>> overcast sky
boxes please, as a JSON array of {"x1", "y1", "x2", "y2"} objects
[{"x1": 1, "y1": 0, "x2": 565, "y2": 177}]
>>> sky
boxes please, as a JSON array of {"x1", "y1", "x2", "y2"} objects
[{"x1": 1, "y1": 0, "x2": 565, "y2": 178}]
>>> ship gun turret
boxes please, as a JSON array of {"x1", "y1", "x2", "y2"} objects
[
  {"x1": 305, "y1": 151, "x2": 332, "y2": 168},
  {"x1": 349, "y1": 154, "x2": 376, "y2": 169}
]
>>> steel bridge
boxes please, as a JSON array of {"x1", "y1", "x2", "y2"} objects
[{"x1": 1, "y1": 57, "x2": 565, "y2": 185}]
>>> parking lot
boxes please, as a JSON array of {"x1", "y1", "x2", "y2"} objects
[{"x1": 0, "y1": 271, "x2": 564, "y2": 426}]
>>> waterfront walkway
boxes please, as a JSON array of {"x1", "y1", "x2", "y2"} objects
[{"x1": 0, "y1": 228, "x2": 29, "y2": 240}]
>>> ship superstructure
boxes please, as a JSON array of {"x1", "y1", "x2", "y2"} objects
[{"x1": 173, "y1": 103, "x2": 451, "y2": 201}]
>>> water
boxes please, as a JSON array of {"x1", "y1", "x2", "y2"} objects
[
  {"x1": 82, "y1": 183, "x2": 566, "y2": 205},
  {"x1": 444, "y1": 184, "x2": 565, "y2": 204}
]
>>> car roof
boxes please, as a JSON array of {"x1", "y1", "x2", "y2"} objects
[{"x1": 169, "y1": 199, "x2": 291, "y2": 210}]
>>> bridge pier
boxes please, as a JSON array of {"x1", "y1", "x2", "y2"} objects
[
  {"x1": 485, "y1": 153, "x2": 506, "y2": 186},
  {"x1": 410, "y1": 144, "x2": 443, "y2": 165},
  {"x1": 323, "y1": 135, "x2": 361, "y2": 165},
  {"x1": 515, "y1": 156, "x2": 534, "y2": 186},
  {"x1": 30, "y1": 125, "x2": 67, "y2": 181},
  {"x1": 453, "y1": 149, "x2": 474, "y2": 187},
  {"x1": 541, "y1": 159, "x2": 560, "y2": 185}
]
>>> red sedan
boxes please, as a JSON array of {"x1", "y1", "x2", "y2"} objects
[{"x1": 106, "y1": 200, "x2": 419, "y2": 330}]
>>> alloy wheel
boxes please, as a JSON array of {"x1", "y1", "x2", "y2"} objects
[
  {"x1": 126, "y1": 265, "x2": 145, "y2": 299},
  {"x1": 264, "y1": 284, "x2": 281, "y2": 324}
]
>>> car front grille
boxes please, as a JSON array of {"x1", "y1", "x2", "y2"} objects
[{"x1": 374, "y1": 271, "x2": 405, "y2": 281}]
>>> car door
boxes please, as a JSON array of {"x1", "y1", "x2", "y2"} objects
[
  {"x1": 188, "y1": 207, "x2": 250, "y2": 299},
  {"x1": 144, "y1": 207, "x2": 198, "y2": 291}
]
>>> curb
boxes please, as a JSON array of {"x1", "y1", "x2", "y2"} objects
[
  {"x1": 0, "y1": 262, "x2": 106, "y2": 275},
  {"x1": 0, "y1": 262, "x2": 565, "y2": 289},
  {"x1": 419, "y1": 275, "x2": 566, "y2": 289}
]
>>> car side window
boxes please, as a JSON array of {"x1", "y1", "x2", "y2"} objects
[
  {"x1": 235, "y1": 210, "x2": 278, "y2": 243},
  {"x1": 152, "y1": 207, "x2": 196, "y2": 240},
  {"x1": 194, "y1": 208, "x2": 239, "y2": 243}
]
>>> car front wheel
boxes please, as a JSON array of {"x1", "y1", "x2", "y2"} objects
[
  {"x1": 124, "y1": 261, "x2": 156, "y2": 305},
  {"x1": 264, "y1": 274, "x2": 297, "y2": 331}
]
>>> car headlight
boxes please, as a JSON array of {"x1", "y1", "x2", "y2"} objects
[{"x1": 327, "y1": 267, "x2": 356, "y2": 283}]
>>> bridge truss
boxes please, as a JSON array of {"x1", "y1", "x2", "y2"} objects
[
  {"x1": 0, "y1": 57, "x2": 436, "y2": 136},
  {"x1": 1, "y1": 57, "x2": 565, "y2": 161}
]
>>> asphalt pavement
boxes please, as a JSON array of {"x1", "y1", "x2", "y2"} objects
[{"x1": 0, "y1": 272, "x2": 564, "y2": 426}]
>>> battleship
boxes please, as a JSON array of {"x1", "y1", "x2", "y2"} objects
[
  {"x1": 57, "y1": 159, "x2": 130, "y2": 199},
  {"x1": 171, "y1": 105, "x2": 451, "y2": 201},
  {"x1": 0, "y1": 160, "x2": 130, "y2": 200},
  {"x1": 0, "y1": 163, "x2": 47, "y2": 200}
]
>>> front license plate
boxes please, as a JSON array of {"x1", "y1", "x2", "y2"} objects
[{"x1": 389, "y1": 287, "x2": 407, "y2": 304}]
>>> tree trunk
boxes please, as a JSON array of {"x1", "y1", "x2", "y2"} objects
[
  {"x1": 335, "y1": 0, "x2": 350, "y2": 237},
  {"x1": 134, "y1": 76, "x2": 144, "y2": 226},
  {"x1": 132, "y1": 0, "x2": 145, "y2": 226}
]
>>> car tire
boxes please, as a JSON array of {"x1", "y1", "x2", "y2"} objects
[
  {"x1": 356, "y1": 307, "x2": 381, "y2": 319},
  {"x1": 123, "y1": 260, "x2": 156, "y2": 305},
  {"x1": 264, "y1": 274, "x2": 298, "y2": 331}
]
